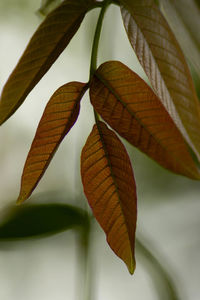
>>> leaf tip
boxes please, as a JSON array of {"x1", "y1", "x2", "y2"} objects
[
  {"x1": 127, "y1": 255, "x2": 136, "y2": 275},
  {"x1": 16, "y1": 198, "x2": 23, "y2": 206},
  {"x1": 16, "y1": 192, "x2": 28, "y2": 205}
]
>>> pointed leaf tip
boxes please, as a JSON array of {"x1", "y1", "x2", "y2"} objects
[
  {"x1": 81, "y1": 121, "x2": 137, "y2": 273},
  {"x1": 90, "y1": 61, "x2": 200, "y2": 180},
  {"x1": 120, "y1": 0, "x2": 200, "y2": 161},
  {"x1": 17, "y1": 81, "x2": 88, "y2": 203},
  {"x1": 0, "y1": 0, "x2": 95, "y2": 124}
]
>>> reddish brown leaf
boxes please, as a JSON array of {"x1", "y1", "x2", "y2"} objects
[
  {"x1": 17, "y1": 81, "x2": 88, "y2": 204},
  {"x1": 120, "y1": 0, "x2": 200, "y2": 160},
  {"x1": 81, "y1": 121, "x2": 137, "y2": 274},
  {"x1": 90, "y1": 61, "x2": 200, "y2": 179},
  {"x1": 0, "y1": 0, "x2": 96, "y2": 125}
]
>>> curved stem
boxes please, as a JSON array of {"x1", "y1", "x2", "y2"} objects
[
  {"x1": 136, "y1": 237, "x2": 181, "y2": 300},
  {"x1": 89, "y1": 0, "x2": 111, "y2": 80}
]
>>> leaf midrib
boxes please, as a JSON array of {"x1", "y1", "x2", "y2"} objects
[
  {"x1": 121, "y1": 4, "x2": 200, "y2": 157},
  {"x1": 95, "y1": 122, "x2": 134, "y2": 257},
  {"x1": 94, "y1": 71, "x2": 199, "y2": 178}
]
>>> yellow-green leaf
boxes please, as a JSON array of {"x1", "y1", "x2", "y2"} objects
[
  {"x1": 120, "y1": 0, "x2": 200, "y2": 161},
  {"x1": 17, "y1": 81, "x2": 87, "y2": 204},
  {"x1": 0, "y1": 0, "x2": 95, "y2": 125},
  {"x1": 90, "y1": 61, "x2": 200, "y2": 179},
  {"x1": 81, "y1": 121, "x2": 137, "y2": 274}
]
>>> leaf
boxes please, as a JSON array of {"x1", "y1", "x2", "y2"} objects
[
  {"x1": 160, "y1": 0, "x2": 200, "y2": 78},
  {"x1": 17, "y1": 81, "x2": 88, "y2": 204},
  {"x1": 120, "y1": 0, "x2": 200, "y2": 161},
  {"x1": 0, "y1": 0, "x2": 95, "y2": 125},
  {"x1": 0, "y1": 203, "x2": 89, "y2": 240},
  {"x1": 81, "y1": 121, "x2": 137, "y2": 274},
  {"x1": 90, "y1": 61, "x2": 200, "y2": 179}
]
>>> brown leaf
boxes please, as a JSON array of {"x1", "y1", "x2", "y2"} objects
[
  {"x1": 81, "y1": 121, "x2": 137, "y2": 274},
  {"x1": 120, "y1": 0, "x2": 200, "y2": 160},
  {"x1": 90, "y1": 61, "x2": 200, "y2": 179},
  {"x1": 17, "y1": 81, "x2": 88, "y2": 204},
  {"x1": 0, "y1": 0, "x2": 95, "y2": 125}
]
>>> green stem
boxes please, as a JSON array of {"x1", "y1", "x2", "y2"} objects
[
  {"x1": 83, "y1": 225, "x2": 95, "y2": 300},
  {"x1": 136, "y1": 237, "x2": 181, "y2": 300},
  {"x1": 89, "y1": 0, "x2": 111, "y2": 124},
  {"x1": 89, "y1": 0, "x2": 111, "y2": 80}
]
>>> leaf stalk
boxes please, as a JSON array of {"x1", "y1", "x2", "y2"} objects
[{"x1": 89, "y1": 0, "x2": 111, "y2": 80}]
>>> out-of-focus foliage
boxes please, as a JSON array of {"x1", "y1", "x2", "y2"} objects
[
  {"x1": 160, "y1": 0, "x2": 200, "y2": 79},
  {"x1": 38, "y1": 0, "x2": 63, "y2": 16},
  {"x1": 0, "y1": 203, "x2": 89, "y2": 240},
  {"x1": 0, "y1": 0, "x2": 39, "y2": 19}
]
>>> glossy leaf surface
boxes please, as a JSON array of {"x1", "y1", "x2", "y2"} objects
[
  {"x1": 17, "y1": 81, "x2": 87, "y2": 204},
  {"x1": 0, "y1": 0, "x2": 95, "y2": 124},
  {"x1": 120, "y1": 0, "x2": 200, "y2": 160},
  {"x1": 90, "y1": 61, "x2": 200, "y2": 179},
  {"x1": 0, "y1": 204, "x2": 88, "y2": 240},
  {"x1": 81, "y1": 121, "x2": 137, "y2": 274}
]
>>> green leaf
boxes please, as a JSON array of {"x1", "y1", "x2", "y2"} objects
[
  {"x1": 120, "y1": 0, "x2": 200, "y2": 161},
  {"x1": 0, "y1": 203, "x2": 89, "y2": 240},
  {"x1": 0, "y1": 0, "x2": 96, "y2": 125}
]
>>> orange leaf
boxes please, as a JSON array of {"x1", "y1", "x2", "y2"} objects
[
  {"x1": 81, "y1": 121, "x2": 137, "y2": 274},
  {"x1": 0, "y1": 0, "x2": 95, "y2": 125},
  {"x1": 90, "y1": 61, "x2": 200, "y2": 179},
  {"x1": 17, "y1": 81, "x2": 88, "y2": 204},
  {"x1": 120, "y1": 0, "x2": 200, "y2": 160}
]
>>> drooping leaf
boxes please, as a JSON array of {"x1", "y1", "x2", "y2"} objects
[
  {"x1": 0, "y1": 0, "x2": 95, "y2": 125},
  {"x1": 90, "y1": 61, "x2": 200, "y2": 179},
  {"x1": 120, "y1": 0, "x2": 200, "y2": 161},
  {"x1": 0, "y1": 203, "x2": 89, "y2": 240},
  {"x1": 81, "y1": 121, "x2": 137, "y2": 274},
  {"x1": 160, "y1": 0, "x2": 200, "y2": 78},
  {"x1": 17, "y1": 81, "x2": 88, "y2": 204}
]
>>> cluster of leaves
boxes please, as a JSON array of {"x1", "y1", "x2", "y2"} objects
[{"x1": 0, "y1": 0, "x2": 200, "y2": 274}]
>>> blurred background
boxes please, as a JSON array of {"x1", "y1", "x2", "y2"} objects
[{"x1": 0, "y1": 1, "x2": 200, "y2": 299}]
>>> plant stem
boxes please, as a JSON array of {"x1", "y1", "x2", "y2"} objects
[
  {"x1": 89, "y1": 0, "x2": 111, "y2": 124},
  {"x1": 76, "y1": 221, "x2": 92, "y2": 300},
  {"x1": 89, "y1": 0, "x2": 111, "y2": 80},
  {"x1": 136, "y1": 237, "x2": 181, "y2": 300},
  {"x1": 81, "y1": 221, "x2": 95, "y2": 300}
]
